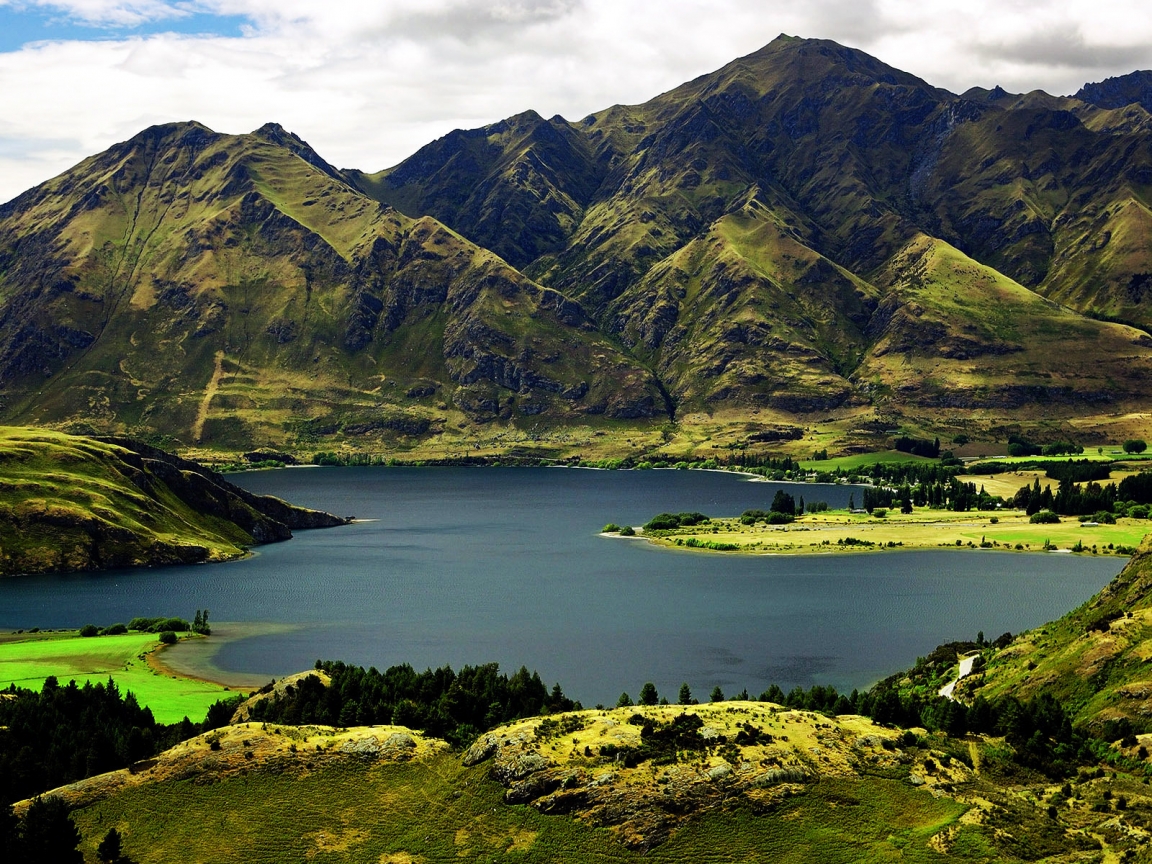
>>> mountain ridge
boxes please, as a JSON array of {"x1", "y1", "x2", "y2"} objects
[{"x1": 1, "y1": 37, "x2": 1151, "y2": 452}]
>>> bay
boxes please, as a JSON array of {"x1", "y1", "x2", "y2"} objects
[{"x1": 0, "y1": 467, "x2": 1121, "y2": 706}]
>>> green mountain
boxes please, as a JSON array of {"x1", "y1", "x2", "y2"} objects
[
  {"x1": 0, "y1": 122, "x2": 663, "y2": 450},
  {"x1": 2, "y1": 36, "x2": 1152, "y2": 451},
  {"x1": 0, "y1": 426, "x2": 347, "y2": 575},
  {"x1": 358, "y1": 36, "x2": 1152, "y2": 422}
]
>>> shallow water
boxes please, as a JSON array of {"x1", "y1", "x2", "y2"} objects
[{"x1": 0, "y1": 467, "x2": 1122, "y2": 705}]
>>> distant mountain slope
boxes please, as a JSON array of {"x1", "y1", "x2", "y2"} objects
[
  {"x1": 0, "y1": 426, "x2": 347, "y2": 575},
  {"x1": 357, "y1": 35, "x2": 1152, "y2": 417},
  {"x1": 0, "y1": 121, "x2": 664, "y2": 448}
]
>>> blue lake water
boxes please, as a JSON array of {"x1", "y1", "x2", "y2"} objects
[{"x1": 0, "y1": 467, "x2": 1122, "y2": 705}]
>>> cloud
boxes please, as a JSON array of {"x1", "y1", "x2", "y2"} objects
[
  {"x1": 1, "y1": 0, "x2": 1151, "y2": 203},
  {"x1": 0, "y1": 0, "x2": 189, "y2": 26}
]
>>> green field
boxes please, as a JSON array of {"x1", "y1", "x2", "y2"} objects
[
  {"x1": 0, "y1": 630, "x2": 233, "y2": 723},
  {"x1": 797, "y1": 450, "x2": 933, "y2": 471},
  {"x1": 636, "y1": 508, "x2": 1150, "y2": 556},
  {"x1": 72, "y1": 752, "x2": 977, "y2": 864}
]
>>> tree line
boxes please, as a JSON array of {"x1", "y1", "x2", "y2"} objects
[
  {"x1": 245, "y1": 661, "x2": 579, "y2": 748},
  {"x1": 0, "y1": 677, "x2": 237, "y2": 805}
]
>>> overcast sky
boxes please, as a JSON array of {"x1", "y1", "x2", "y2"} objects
[{"x1": 1, "y1": 0, "x2": 1150, "y2": 204}]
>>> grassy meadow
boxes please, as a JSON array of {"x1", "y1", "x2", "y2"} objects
[
  {"x1": 634, "y1": 509, "x2": 1150, "y2": 556},
  {"x1": 0, "y1": 629, "x2": 233, "y2": 723}
]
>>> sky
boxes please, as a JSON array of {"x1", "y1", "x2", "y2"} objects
[{"x1": 1, "y1": 0, "x2": 1151, "y2": 204}]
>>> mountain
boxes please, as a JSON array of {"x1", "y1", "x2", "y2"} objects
[
  {"x1": 0, "y1": 122, "x2": 663, "y2": 450},
  {"x1": 2, "y1": 37, "x2": 1152, "y2": 451},
  {"x1": 0, "y1": 426, "x2": 348, "y2": 575}
]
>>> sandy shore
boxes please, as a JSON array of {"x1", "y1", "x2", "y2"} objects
[{"x1": 148, "y1": 622, "x2": 299, "y2": 690}]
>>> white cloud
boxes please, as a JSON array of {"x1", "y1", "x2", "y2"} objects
[{"x1": 1, "y1": 0, "x2": 1151, "y2": 203}]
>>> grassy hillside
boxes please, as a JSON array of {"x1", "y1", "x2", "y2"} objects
[
  {"x1": 0, "y1": 426, "x2": 345, "y2": 575},
  {"x1": 962, "y1": 535, "x2": 1152, "y2": 733},
  {"x1": 0, "y1": 123, "x2": 664, "y2": 451}
]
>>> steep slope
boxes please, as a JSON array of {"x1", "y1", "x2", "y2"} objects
[
  {"x1": 0, "y1": 122, "x2": 665, "y2": 449},
  {"x1": 358, "y1": 35, "x2": 1152, "y2": 419},
  {"x1": 0, "y1": 426, "x2": 347, "y2": 575}
]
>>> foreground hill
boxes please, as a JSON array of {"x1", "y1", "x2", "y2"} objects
[
  {"x1": 2, "y1": 36, "x2": 1152, "y2": 452},
  {"x1": 0, "y1": 426, "x2": 347, "y2": 575},
  {"x1": 22, "y1": 705, "x2": 1100, "y2": 863}
]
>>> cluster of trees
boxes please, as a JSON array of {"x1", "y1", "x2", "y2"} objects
[
  {"x1": 1005, "y1": 435, "x2": 1083, "y2": 457},
  {"x1": 1013, "y1": 472, "x2": 1152, "y2": 517},
  {"x1": 643, "y1": 512, "x2": 709, "y2": 531},
  {"x1": 245, "y1": 661, "x2": 579, "y2": 747},
  {"x1": 0, "y1": 677, "x2": 237, "y2": 804},
  {"x1": 893, "y1": 436, "x2": 941, "y2": 458}
]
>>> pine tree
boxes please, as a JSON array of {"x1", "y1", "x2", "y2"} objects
[
  {"x1": 710, "y1": 686, "x2": 725, "y2": 703},
  {"x1": 678, "y1": 683, "x2": 692, "y2": 705},
  {"x1": 20, "y1": 797, "x2": 82, "y2": 863},
  {"x1": 638, "y1": 682, "x2": 658, "y2": 706}
]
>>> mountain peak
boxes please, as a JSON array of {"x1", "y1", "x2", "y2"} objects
[{"x1": 251, "y1": 122, "x2": 345, "y2": 184}]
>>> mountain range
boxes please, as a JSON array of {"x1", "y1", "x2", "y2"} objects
[{"x1": 2, "y1": 35, "x2": 1151, "y2": 453}]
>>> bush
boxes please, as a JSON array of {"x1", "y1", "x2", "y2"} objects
[
  {"x1": 644, "y1": 512, "x2": 709, "y2": 531},
  {"x1": 871, "y1": 508, "x2": 887, "y2": 518},
  {"x1": 1030, "y1": 510, "x2": 1061, "y2": 524},
  {"x1": 102, "y1": 623, "x2": 127, "y2": 635},
  {"x1": 1123, "y1": 439, "x2": 1148, "y2": 454},
  {"x1": 79, "y1": 624, "x2": 98, "y2": 637},
  {"x1": 602, "y1": 523, "x2": 621, "y2": 533},
  {"x1": 619, "y1": 525, "x2": 636, "y2": 536},
  {"x1": 159, "y1": 631, "x2": 178, "y2": 645},
  {"x1": 1129, "y1": 504, "x2": 1149, "y2": 519},
  {"x1": 1093, "y1": 511, "x2": 1117, "y2": 524},
  {"x1": 766, "y1": 511, "x2": 795, "y2": 524}
]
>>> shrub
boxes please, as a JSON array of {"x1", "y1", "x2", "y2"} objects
[
  {"x1": 871, "y1": 508, "x2": 887, "y2": 518},
  {"x1": 1129, "y1": 504, "x2": 1150, "y2": 519},
  {"x1": 766, "y1": 511, "x2": 795, "y2": 524},
  {"x1": 1093, "y1": 511, "x2": 1117, "y2": 524},
  {"x1": 159, "y1": 631, "x2": 178, "y2": 645},
  {"x1": 1123, "y1": 439, "x2": 1148, "y2": 454},
  {"x1": 602, "y1": 523, "x2": 621, "y2": 533},
  {"x1": 1030, "y1": 510, "x2": 1060, "y2": 524},
  {"x1": 101, "y1": 623, "x2": 127, "y2": 635},
  {"x1": 989, "y1": 516, "x2": 999, "y2": 524},
  {"x1": 79, "y1": 624, "x2": 98, "y2": 637}
]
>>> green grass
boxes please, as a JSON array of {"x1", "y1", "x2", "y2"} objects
[
  {"x1": 71, "y1": 753, "x2": 983, "y2": 864},
  {"x1": 0, "y1": 630, "x2": 232, "y2": 723},
  {"x1": 798, "y1": 451, "x2": 933, "y2": 470},
  {"x1": 0, "y1": 426, "x2": 257, "y2": 574}
]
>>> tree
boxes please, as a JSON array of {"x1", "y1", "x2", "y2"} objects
[
  {"x1": 770, "y1": 490, "x2": 795, "y2": 515},
  {"x1": 0, "y1": 800, "x2": 20, "y2": 863},
  {"x1": 20, "y1": 797, "x2": 82, "y2": 863},
  {"x1": 638, "y1": 682, "x2": 659, "y2": 706},
  {"x1": 1124, "y1": 439, "x2": 1148, "y2": 454},
  {"x1": 678, "y1": 683, "x2": 692, "y2": 705},
  {"x1": 616, "y1": 692, "x2": 633, "y2": 708},
  {"x1": 710, "y1": 686, "x2": 725, "y2": 703},
  {"x1": 97, "y1": 827, "x2": 122, "y2": 863}
]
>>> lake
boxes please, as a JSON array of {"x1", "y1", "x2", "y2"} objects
[{"x1": 0, "y1": 467, "x2": 1123, "y2": 706}]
